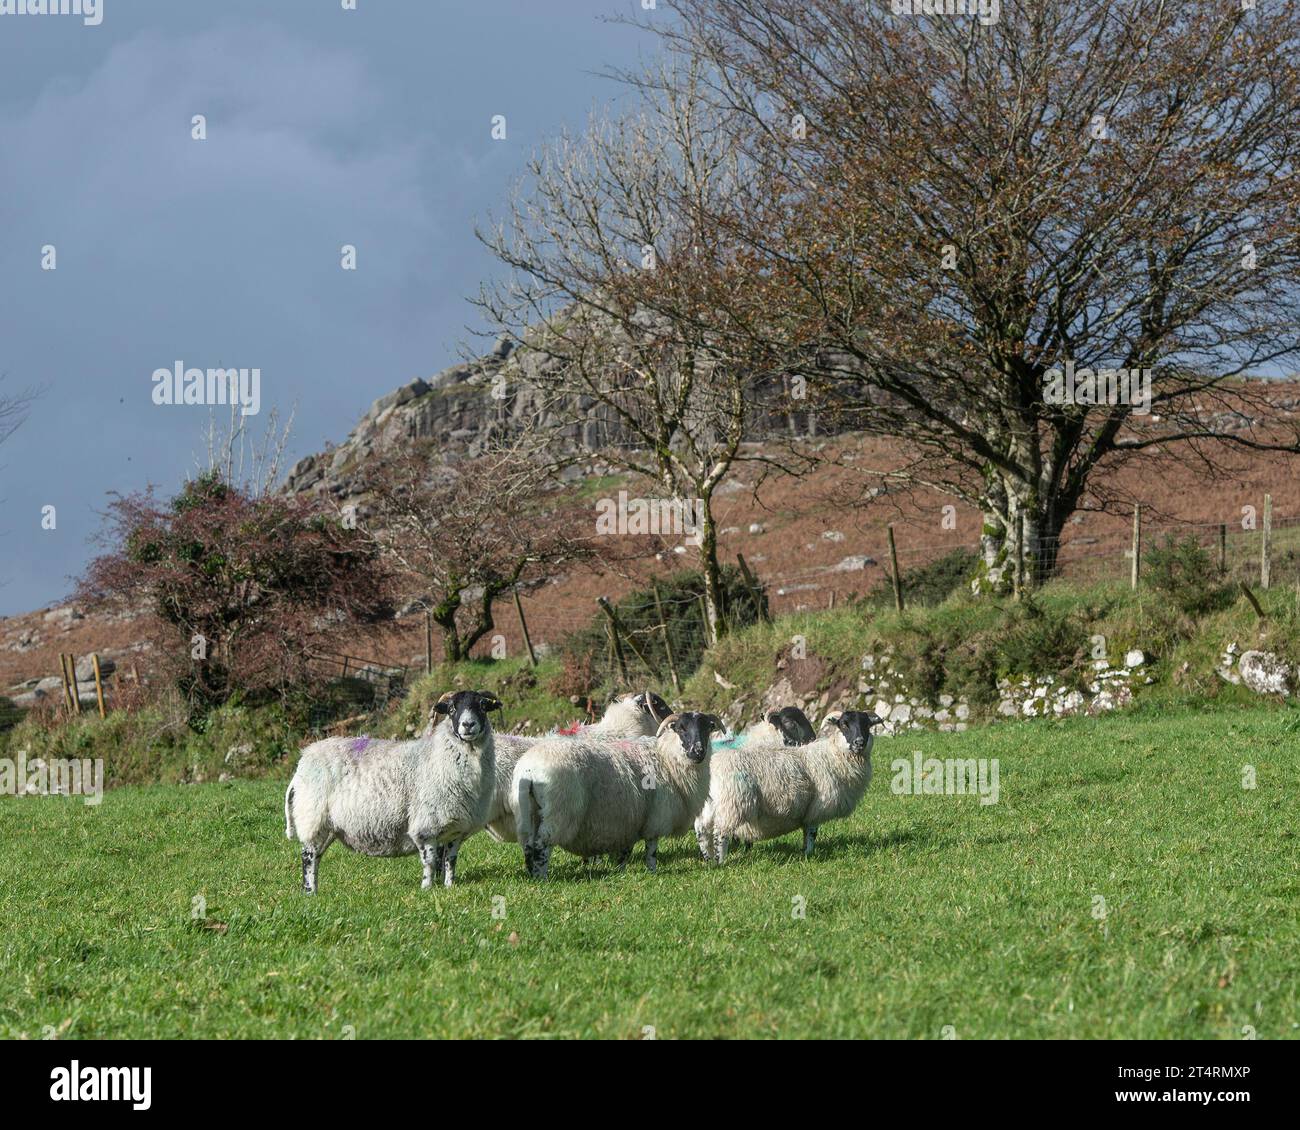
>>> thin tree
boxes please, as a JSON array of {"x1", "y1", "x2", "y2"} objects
[{"x1": 477, "y1": 61, "x2": 810, "y2": 638}]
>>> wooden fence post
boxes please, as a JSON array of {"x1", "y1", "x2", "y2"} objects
[
  {"x1": 598, "y1": 597, "x2": 654, "y2": 675},
  {"x1": 514, "y1": 586, "x2": 537, "y2": 667},
  {"x1": 597, "y1": 598, "x2": 631, "y2": 685},
  {"x1": 91, "y1": 653, "x2": 107, "y2": 719},
  {"x1": 1261, "y1": 494, "x2": 1272, "y2": 590},
  {"x1": 67, "y1": 654, "x2": 82, "y2": 714},
  {"x1": 887, "y1": 526, "x2": 905, "y2": 612},
  {"x1": 59, "y1": 653, "x2": 74, "y2": 714},
  {"x1": 1131, "y1": 505, "x2": 1141, "y2": 591},
  {"x1": 736, "y1": 553, "x2": 772, "y2": 625},
  {"x1": 425, "y1": 609, "x2": 433, "y2": 675},
  {"x1": 1219, "y1": 523, "x2": 1227, "y2": 575},
  {"x1": 652, "y1": 583, "x2": 681, "y2": 693}
]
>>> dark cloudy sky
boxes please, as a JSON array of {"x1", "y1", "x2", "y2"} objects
[{"x1": 0, "y1": 0, "x2": 651, "y2": 615}]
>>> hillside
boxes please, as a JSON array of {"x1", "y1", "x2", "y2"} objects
[{"x1": 5, "y1": 359, "x2": 1300, "y2": 703}]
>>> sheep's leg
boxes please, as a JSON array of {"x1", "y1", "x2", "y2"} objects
[
  {"x1": 442, "y1": 840, "x2": 461, "y2": 888},
  {"x1": 715, "y1": 834, "x2": 729, "y2": 866},
  {"x1": 417, "y1": 840, "x2": 440, "y2": 889},
  {"x1": 644, "y1": 838, "x2": 659, "y2": 873},
  {"x1": 613, "y1": 847, "x2": 632, "y2": 871},
  {"x1": 803, "y1": 826, "x2": 819, "y2": 858},
  {"x1": 695, "y1": 823, "x2": 712, "y2": 862},
  {"x1": 302, "y1": 845, "x2": 320, "y2": 894}
]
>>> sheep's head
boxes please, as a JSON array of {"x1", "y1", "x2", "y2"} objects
[
  {"x1": 633, "y1": 690, "x2": 671, "y2": 724},
  {"x1": 657, "y1": 711, "x2": 725, "y2": 764},
  {"x1": 434, "y1": 690, "x2": 502, "y2": 744},
  {"x1": 824, "y1": 709, "x2": 884, "y2": 756},
  {"x1": 767, "y1": 706, "x2": 816, "y2": 747}
]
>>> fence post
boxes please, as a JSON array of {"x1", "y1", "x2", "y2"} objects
[
  {"x1": 59, "y1": 653, "x2": 75, "y2": 714},
  {"x1": 736, "y1": 553, "x2": 772, "y2": 625},
  {"x1": 1261, "y1": 494, "x2": 1272, "y2": 590},
  {"x1": 425, "y1": 609, "x2": 433, "y2": 675},
  {"x1": 598, "y1": 596, "x2": 654, "y2": 674},
  {"x1": 1130, "y1": 505, "x2": 1141, "y2": 591},
  {"x1": 887, "y1": 525, "x2": 905, "y2": 612},
  {"x1": 597, "y1": 598, "x2": 631, "y2": 685},
  {"x1": 1219, "y1": 523, "x2": 1227, "y2": 575},
  {"x1": 67, "y1": 654, "x2": 82, "y2": 714},
  {"x1": 91, "y1": 653, "x2": 107, "y2": 719},
  {"x1": 652, "y1": 583, "x2": 681, "y2": 693},
  {"x1": 514, "y1": 586, "x2": 538, "y2": 667}
]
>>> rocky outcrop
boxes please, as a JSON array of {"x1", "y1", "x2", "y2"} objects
[{"x1": 280, "y1": 331, "x2": 828, "y2": 503}]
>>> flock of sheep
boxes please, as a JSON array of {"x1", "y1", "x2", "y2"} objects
[{"x1": 284, "y1": 690, "x2": 884, "y2": 892}]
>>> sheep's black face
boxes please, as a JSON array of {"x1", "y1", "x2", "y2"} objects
[
  {"x1": 768, "y1": 706, "x2": 816, "y2": 746},
  {"x1": 831, "y1": 710, "x2": 883, "y2": 756},
  {"x1": 669, "y1": 712, "x2": 724, "y2": 763},
  {"x1": 435, "y1": 690, "x2": 501, "y2": 743},
  {"x1": 636, "y1": 691, "x2": 671, "y2": 723}
]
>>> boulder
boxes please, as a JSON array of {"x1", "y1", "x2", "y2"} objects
[{"x1": 1238, "y1": 651, "x2": 1291, "y2": 696}]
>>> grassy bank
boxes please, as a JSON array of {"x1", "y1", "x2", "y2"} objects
[
  {"x1": 5, "y1": 576, "x2": 1300, "y2": 787},
  {"x1": 1, "y1": 703, "x2": 1296, "y2": 1038}
]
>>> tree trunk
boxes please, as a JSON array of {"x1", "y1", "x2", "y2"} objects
[
  {"x1": 977, "y1": 474, "x2": 1068, "y2": 595},
  {"x1": 697, "y1": 494, "x2": 724, "y2": 643}
]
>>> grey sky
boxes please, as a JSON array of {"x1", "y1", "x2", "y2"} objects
[{"x1": 0, "y1": 0, "x2": 653, "y2": 615}]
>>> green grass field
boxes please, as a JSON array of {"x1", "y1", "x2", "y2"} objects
[{"x1": 2, "y1": 702, "x2": 1297, "y2": 1039}]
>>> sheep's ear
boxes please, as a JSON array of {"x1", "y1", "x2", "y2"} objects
[
  {"x1": 766, "y1": 711, "x2": 782, "y2": 725},
  {"x1": 433, "y1": 692, "x2": 455, "y2": 715},
  {"x1": 478, "y1": 692, "x2": 502, "y2": 712},
  {"x1": 704, "y1": 714, "x2": 725, "y2": 733}
]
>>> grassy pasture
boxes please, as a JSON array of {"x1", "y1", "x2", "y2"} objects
[{"x1": 1, "y1": 702, "x2": 1297, "y2": 1039}]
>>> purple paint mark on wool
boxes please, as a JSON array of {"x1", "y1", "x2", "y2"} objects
[{"x1": 349, "y1": 735, "x2": 372, "y2": 758}]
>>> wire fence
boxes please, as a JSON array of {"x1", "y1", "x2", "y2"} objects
[{"x1": 338, "y1": 501, "x2": 1300, "y2": 698}]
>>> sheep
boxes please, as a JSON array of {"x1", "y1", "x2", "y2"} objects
[
  {"x1": 716, "y1": 705, "x2": 817, "y2": 751},
  {"x1": 706, "y1": 706, "x2": 817, "y2": 855},
  {"x1": 695, "y1": 709, "x2": 883, "y2": 863},
  {"x1": 284, "y1": 689, "x2": 500, "y2": 893},
  {"x1": 514, "y1": 711, "x2": 724, "y2": 879},
  {"x1": 466, "y1": 691, "x2": 669, "y2": 844}
]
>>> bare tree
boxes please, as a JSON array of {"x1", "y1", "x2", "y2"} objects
[
  {"x1": 477, "y1": 61, "x2": 810, "y2": 639},
  {"x1": 357, "y1": 443, "x2": 597, "y2": 664},
  {"x1": 638, "y1": 0, "x2": 1300, "y2": 591},
  {"x1": 0, "y1": 377, "x2": 35, "y2": 449}
]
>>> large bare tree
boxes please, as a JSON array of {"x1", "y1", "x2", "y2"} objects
[{"x1": 639, "y1": 0, "x2": 1300, "y2": 590}]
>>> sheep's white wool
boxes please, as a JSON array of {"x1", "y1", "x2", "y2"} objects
[
  {"x1": 482, "y1": 694, "x2": 660, "y2": 844},
  {"x1": 284, "y1": 709, "x2": 495, "y2": 892},
  {"x1": 696, "y1": 715, "x2": 873, "y2": 862},
  {"x1": 513, "y1": 720, "x2": 712, "y2": 878}
]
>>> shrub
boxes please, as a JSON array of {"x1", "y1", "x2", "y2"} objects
[
  {"x1": 1144, "y1": 535, "x2": 1236, "y2": 617},
  {"x1": 76, "y1": 471, "x2": 395, "y2": 712}
]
